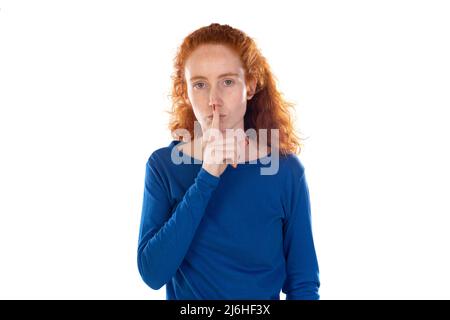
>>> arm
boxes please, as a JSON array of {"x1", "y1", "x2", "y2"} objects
[
  {"x1": 137, "y1": 154, "x2": 220, "y2": 290},
  {"x1": 282, "y1": 170, "x2": 320, "y2": 300}
]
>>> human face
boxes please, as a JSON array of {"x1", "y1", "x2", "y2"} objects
[{"x1": 184, "y1": 44, "x2": 256, "y2": 135}]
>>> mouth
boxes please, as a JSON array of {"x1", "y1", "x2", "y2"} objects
[{"x1": 207, "y1": 115, "x2": 227, "y2": 119}]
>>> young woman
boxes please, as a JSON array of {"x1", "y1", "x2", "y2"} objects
[{"x1": 137, "y1": 23, "x2": 320, "y2": 300}]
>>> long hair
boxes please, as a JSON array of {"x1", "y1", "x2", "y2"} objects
[{"x1": 166, "y1": 23, "x2": 304, "y2": 155}]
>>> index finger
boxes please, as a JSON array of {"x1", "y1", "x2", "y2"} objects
[
  {"x1": 211, "y1": 104, "x2": 220, "y2": 131},
  {"x1": 203, "y1": 104, "x2": 221, "y2": 146}
]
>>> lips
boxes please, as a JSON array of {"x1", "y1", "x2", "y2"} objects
[{"x1": 207, "y1": 115, "x2": 226, "y2": 119}]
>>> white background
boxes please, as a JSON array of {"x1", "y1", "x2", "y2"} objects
[{"x1": 1, "y1": 0, "x2": 449, "y2": 299}]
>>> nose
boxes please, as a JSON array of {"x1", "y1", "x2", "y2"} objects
[{"x1": 208, "y1": 85, "x2": 223, "y2": 109}]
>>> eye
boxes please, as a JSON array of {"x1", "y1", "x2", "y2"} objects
[
  {"x1": 224, "y1": 79, "x2": 234, "y2": 86},
  {"x1": 193, "y1": 82, "x2": 206, "y2": 89}
]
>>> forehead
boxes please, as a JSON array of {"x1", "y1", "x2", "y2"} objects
[{"x1": 184, "y1": 44, "x2": 244, "y2": 78}]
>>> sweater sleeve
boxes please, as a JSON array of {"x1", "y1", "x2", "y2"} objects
[
  {"x1": 282, "y1": 170, "x2": 320, "y2": 300},
  {"x1": 137, "y1": 153, "x2": 220, "y2": 290}
]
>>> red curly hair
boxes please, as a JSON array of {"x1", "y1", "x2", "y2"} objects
[{"x1": 166, "y1": 23, "x2": 304, "y2": 156}]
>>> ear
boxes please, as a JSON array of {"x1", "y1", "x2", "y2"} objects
[{"x1": 246, "y1": 77, "x2": 257, "y2": 100}]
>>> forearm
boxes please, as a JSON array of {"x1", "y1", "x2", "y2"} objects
[{"x1": 138, "y1": 167, "x2": 219, "y2": 289}]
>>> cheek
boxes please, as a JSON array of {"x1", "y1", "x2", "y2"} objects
[
  {"x1": 187, "y1": 90, "x2": 204, "y2": 111},
  {"x1": 189, "y1": 100, "x2": 209, "y2": 124},
  {"x1": 188, "y1": 90, "x2": 207, "y2": 107},
  {"x1": 192, "y1": 108, "x2": 205, "y2": 123},
  {"x1": 227, "y1": 88, "x2": 247, "y2": 111},
  {"x1": 232, "y1": 85, "x2": 247, "y2": 104}
]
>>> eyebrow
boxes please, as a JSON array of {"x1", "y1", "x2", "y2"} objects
[{"x1": 189, "y1": 72, "x2": 240, "y2": 82}]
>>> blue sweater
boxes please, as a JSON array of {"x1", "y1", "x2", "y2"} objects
[{"x1": 137, "y1": 140, "x2": 320, "y2": 300}]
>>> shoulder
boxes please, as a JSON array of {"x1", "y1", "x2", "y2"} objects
[
  {"x1": 278, "y1": 152, "x2": 306, "y2": 181},
  {"x1": 143, "y1": 141, "x2": 183, "y2": 189},
  {"x1": 278, "y1": 154, "x2": 310, "y2": 219},
  {"x1": 144, "y1": 141, "x2": 185, "y2": 182},
  {"x1": 147, "y1": 140, "x2": 182, "y2": 166}
]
